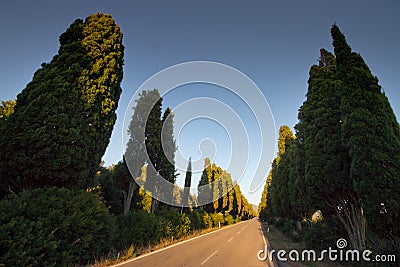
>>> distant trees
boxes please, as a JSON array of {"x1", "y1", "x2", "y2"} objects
[
  {"x1": 259, "y1": 25, "x2": 400, "y2": 252},
  {"x1": 0, "y1": 13, "x2": 124, "y2": 196},
  {"x1": 198, "y1": 158, "x2": 256, "y2": 219}
]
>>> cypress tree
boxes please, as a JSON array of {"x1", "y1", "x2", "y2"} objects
[
  {"x1": 296, "y1": 45, "x2": 364, "y2": 249},
  {"x1": 259, "y1": 126, "x2": 294, "y2": 220},
  {"x1": 294, "y1": 25, "x2": 400, "y2": 250},
  {"x1": 160, "y1": 107, "x2": 177, "y2": 206},
  {"x1": 125, "y1": 89, "x2": 163, "y2": 213},
  {"x1": 331, "y1": 25, "x2": 400, "y2": 239},
  {"x1": 198, "y1": 158, "x2": 213, "y2": 211},
  {"x1": 145, "y1": 92, "x2": 162, "y2": 213},
  {"x1": 0, "y1": 14, "x2": 124, "y2": 196},
  {"x1": 181, "y1": 157, "x2": 192, "y2": 213},
  {"x1": 124, "y1": 90, "x2": 154, "y2": 214}
]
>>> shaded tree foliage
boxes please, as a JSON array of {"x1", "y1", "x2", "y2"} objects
[
  {"x1": 261, "y1": 25, "x2": 400, "y2": 252},
  {"x1": 0, "y1": 14, "x2": 124, "y2": 196}
]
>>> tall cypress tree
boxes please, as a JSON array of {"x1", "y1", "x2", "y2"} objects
[
  {"x1": 294, "y1": 25, "x2": 400, "y2": 250},
  {"x1": 181, "y1": 157, "x2": 192, "y2": 213},
  {"x1": 258, "y1": 126, "x2": 294, "y2": 220},
  {"x1": 331, "y1": 25, "x2": 400, "y2": 239},
  {"x1": 124, "y1": 90, "x2": 154, "y2": 215},
  {"x1": 0, "y1": 14, "x2": 124, "y2": 196},
  {"x1": 296, "y1": 45, "x2": 365, "y2": 250},
  {"x1": 160, "y1": 107, "x2": 177, "y2": 206},
  {"x1": 126, "y1": 94, "x2": 176, "y2": 213},
  {"x1": 198, "y1": 157, "x2": 213, "y2": 211}
]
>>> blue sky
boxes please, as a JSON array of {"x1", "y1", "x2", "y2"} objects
[{"x1": 0, "y1": 1, "x2": 399, "y2": 205}]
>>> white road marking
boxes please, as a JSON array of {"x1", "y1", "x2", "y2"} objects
[
  {"x1": 228, "y1": 237, "x2": 233, "y2": 242},
  {"x1": 201, "y1": 250, "x2": 218, "y2": 265}
]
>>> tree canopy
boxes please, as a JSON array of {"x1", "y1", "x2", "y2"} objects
[{"x1": 0, "y1": 13, "x2": 124, "y2": 196}]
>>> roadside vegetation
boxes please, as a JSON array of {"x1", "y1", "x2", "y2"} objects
[
  {"x1": 0, "y1": 13, "x2": 255, "y2": 266},
  {"x1": 258, "y1": 25, "x2": 400, "y2": 266}
]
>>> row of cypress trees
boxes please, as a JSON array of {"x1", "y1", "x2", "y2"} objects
[{"x1": 259, "y1": 25, "x2": 400, "y2": 252}]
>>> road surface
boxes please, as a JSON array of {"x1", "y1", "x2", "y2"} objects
[{"x1": 113, "y1": 218, "x2": 277, "y2": 267}]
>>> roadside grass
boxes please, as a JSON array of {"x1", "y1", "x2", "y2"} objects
[{"x1": 260, "y1": 222, "x2": 347, "y2": 267}]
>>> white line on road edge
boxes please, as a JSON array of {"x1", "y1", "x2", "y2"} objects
[
  {"x1": 111, "y1": 220, "x2": 249, "y2": 267},
  {"x1": 201, "y1": 250, "x2": 218, "y2": 265},
  {"x1": 259, "y1": 221, "x2": 275, "y2": 267},
  {"x1": 228, "y1": 237, "x2": 233, "y2": 242}
]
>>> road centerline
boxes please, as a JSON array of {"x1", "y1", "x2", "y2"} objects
[{"x1": 201, "y1": 250, "x2": 218, "y2": 265}]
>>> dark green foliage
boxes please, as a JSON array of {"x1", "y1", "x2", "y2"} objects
[
  {"x1": 182, "y1": 158, "x2": 192, "y2": 210},
  {"x1": 303, "y1": 217, "x2": 347, "y2": 251},
  {"x1": 0, "y1": 14, "x2": 124, "y2": 195},
  {"x1": 160, "y1": 107, "x2": 177, "y2": 185},
  {"x1": 197, "y1": 158, "x2": 213, "y2": 211},
  {"x1": 96, "y1": 165, "x2": 125, "y2": 215},
  {"x1": 124, "y1": 90, "x2": 155, "y2": 214},
  {"x1": 116, "y1": 210, "x2": 165, "y2": 249},
  {"x1": 116, "y1": 209, "x2": 191, "y2": 249},
  {"x1": 259, "y1": 126, "x2": 296, "y2": 221},
  {"x1": 158, "y1": 209, "x2": 191, "y2": 239},
  {"x1": 125, "y1": 89, "x2": 177, "y2": 213},
  {"x1": 263, "y1": 25, "x2": 400, "y2": 253},
  {"x1": 144, "y1": 90, "x2": 163, "y2": 185},
  {"x1": 188, "y1": 210, "x2": 207, "y2": 230},
  {"x1": 331, "y1": 24, "x2": 400, "y2": 238},
  {"x1": 0, "y1": 187, "x2": 116, "y2": 266}
]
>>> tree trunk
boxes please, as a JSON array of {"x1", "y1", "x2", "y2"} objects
[
  {"x1": 151, "y1": 197, "x2": 159, "y2": 214},
  {"x1": 296, "y1": 220, "x2": 302, "y2": 231},
  {"x1": 123, "y1": 179, "x2": 136, "y2": 215},
  {"x1": 332, "y1": 197, "x2": 366, "y2": 251}
]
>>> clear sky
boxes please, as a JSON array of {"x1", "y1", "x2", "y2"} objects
[{"x1": 1, "y1": 0, "x2": 399, "y2": 205}]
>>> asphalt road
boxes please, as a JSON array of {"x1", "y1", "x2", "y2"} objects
[{"x1": 113, "y1": 218, "x2": 277, "y2": 267}]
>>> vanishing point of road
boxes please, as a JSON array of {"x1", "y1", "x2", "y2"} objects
[{"x1": 113, "y1": 218, "x2": 277, "y2": 267}]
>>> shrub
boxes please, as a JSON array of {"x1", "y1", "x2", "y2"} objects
[
  {"x1": 274, "y1": 217, "x2": 285, "y2": 229},
  {"x1": 116, "y1": 210, "x2": 163, "y2": 249},
  {"x1": 282, "y1": 219, "x2": 294, "y2": 234},
  {"x1": 303, "y1": 217, "x2": 346, "y2": 251},
  {"x1": 224, "y1": 214, "x2": 235, "y2": 225},
  {"x1": 202, "y1": 213, "x2": 213, "y2": 229},
  {"x1": 210, "y1": 212, "x2": 224, "y2": 227},
  {"x1": 157, "y1": 209, "x2": 191, "y2": 239},
  {"x1": 116, "y1": 209, "x2": 192, "y2": 249},
  {"x1": 188, "y1": 210, "x2": 206, "y2": 230},
  {"x1": 0, "y1": 187, "x2": 116, "y2": 266}
]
